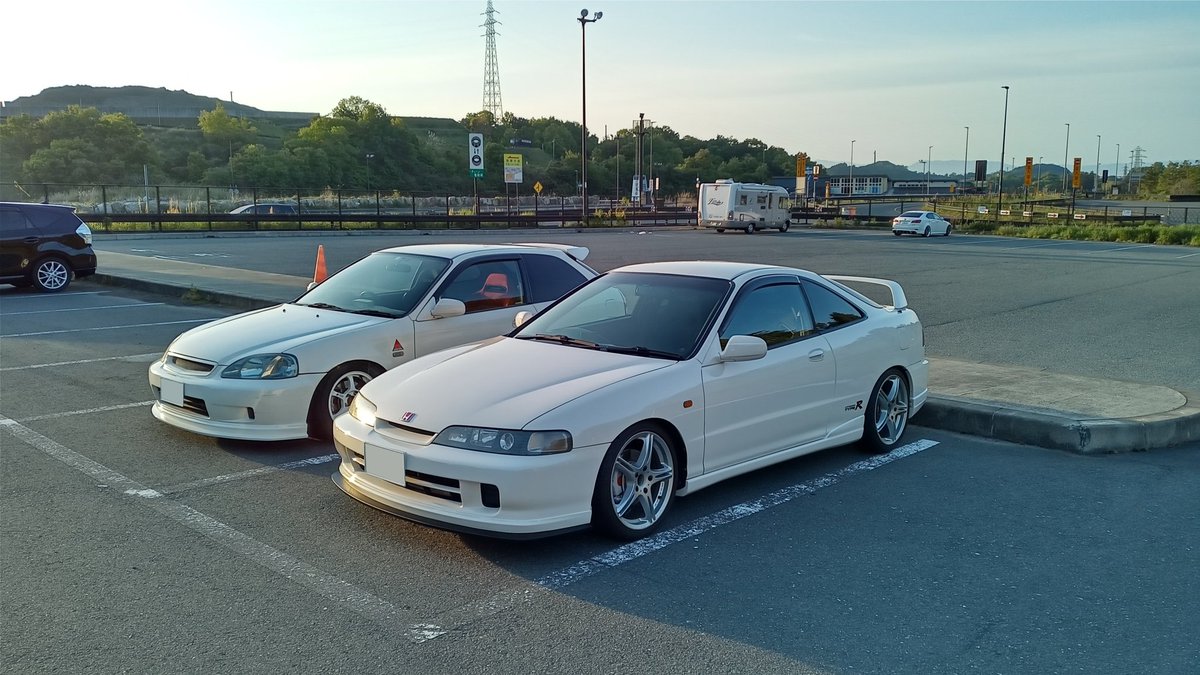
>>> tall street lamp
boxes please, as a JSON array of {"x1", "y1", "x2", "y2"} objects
[
  {"x1": 578, "y1": 8, "x2": 602, "y2": 225},
  {"x1": 1094, "y1": 134, "x2": 1102, "y2": 194},
  {"x1": 962, "y1": 126, "x2": 969, "y2": 189},
  {"x1": 848, "y1": 139, "x2": 855, "y2": 197},
  {"x1": 1114, "y1": 142, "x2": 1121, "y2": 186},
  {"x1": 1062, "y1": 123, "x2": 1070, "y2": 194},
  {"x1": 1035, "y1": 156, "x2": 1043, "y2": 192},
  {"x1": 997, "y1": 85, "x2": 1009, "y2": 220},
  {"x1": 365, "y1": 153, "x2": 375, "y2": 191},
  {"x1": 927, "y1": 145, "x2": 933, "y2": 194}
]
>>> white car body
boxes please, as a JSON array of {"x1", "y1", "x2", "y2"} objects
[
  {"x1": 148, "y1": 243, "x2": 595, "y2": 441},
  {"x1": 333, "y1": 260, "x2": 928, "y2": 540},
  {"x1": 892, "y1": 210, "x2": 952, "y2": 237}
]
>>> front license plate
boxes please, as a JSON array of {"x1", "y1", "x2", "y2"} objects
[
  {"x1": 365, "y1": 444, "x2": 405, "y2": 485},
  {"x1": 159, "y1": 377, "x2": 184, "y2": 406}
]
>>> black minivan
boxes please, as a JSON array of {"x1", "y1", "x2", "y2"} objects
[{"x1": 0, "y1": 202, "x2": 98, "y2": 292}]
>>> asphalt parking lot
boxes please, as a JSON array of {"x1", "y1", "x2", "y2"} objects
[{"x1": 2, "y1": 267, "x2": 1198, "y2": 673}]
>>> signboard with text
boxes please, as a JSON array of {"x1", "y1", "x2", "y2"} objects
[
  {"x1": 1072, "y1": 157, "x2": 1082, "y2": 189},
  {"x1": 1024, "y1": 157, "x2": 1033, "y2": 186},
  {"x1": 503, "y1": 153, "x2": 523, "y2": 184},
  {"x1": 468, "y1": 133, "x2": 484, "y2": 178}
]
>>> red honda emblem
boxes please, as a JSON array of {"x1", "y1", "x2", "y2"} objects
[{"x1": 401, "y1": 411, "x2": 416, "y2": 423}]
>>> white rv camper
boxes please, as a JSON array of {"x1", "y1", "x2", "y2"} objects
[{"x1": 697, "y1": 180, "x2": 792, "y2": 233}]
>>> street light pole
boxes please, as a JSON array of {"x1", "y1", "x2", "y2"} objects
[
  {"x1": 963, "y1": 126, "x2": 969, "y2": 190},
  {"x1": 1094, "y1": 134, "x2": 1102, "y2": 195},
  {"x1": 997, "y1": 85, "x2": 1009, "y2": 221},
  {"x1": 849, "y1": 139, "x2": 855, "y2": 197},
  {"x1": 1114, "y1": 142, "x2": 1120, "y2": 188},
  {"x1": 927, "y1": 145, "x2": 932, "y2": 195},
  {"x1": 578, "y1": 8, "x2": 602, "y2": 225},
  {"x1": 1062, "y1": 123, "x2": 1070, "y2": 194},
  {"x1": 365, "y1": 153, "x2": 375, "y2": 191}
]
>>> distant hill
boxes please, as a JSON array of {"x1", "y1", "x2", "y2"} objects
[{"x1": 1, "y1": 85, "x2": 317, "y2": 122}]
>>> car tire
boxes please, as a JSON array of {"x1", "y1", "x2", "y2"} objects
[
  {"x1": 715, "y1": 228, "x2": 725, "y2": 233},
  {"x1": 778, "y1": 222, "x2": 790, "y2": 233},
  {"x1": 745, "y1": 222, "x2": 755, "y2": 234},
  {"x1": 32, "y1": 257, "x2": 73, "y2": 292},
  {"x1": 861, "y1": 368, "x2": 911, "y2": 454},
  {"x1": 308, "y1": 361, "x2": 383, "y2": 440},
  {"x1": 591, "y1": 422, "x2": 677, "y2": 540},
  {"x1": 922, "y1": 226, "x2": 931, "y2": 237},
  {"x1": 944, "y1": 225, "x2": 952, "y2": 237},
  {"x1": 892, "y1": 231, "x2": 902, "y2": 237}
]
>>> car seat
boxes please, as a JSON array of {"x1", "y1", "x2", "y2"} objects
[{"x1": 479, "y1": 272, "x2": 510, "y2": 299}]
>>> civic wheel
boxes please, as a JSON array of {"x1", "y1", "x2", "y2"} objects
[
  {"x1": 592, "y1": 423, "x2": 677, "y2": 540},
  {"x1": 922, "y1": 226, "x2": 931, "y2": 237},
  {"x1": 861, "y1": 369, "x2": 910, "y2": 454},
  {"x1": 33, "y1": 257, "x2": 72, "y2": 292},
  {"x1": 745, "y1": 222, "x2": 755, "y2": 234},
  {"x1": 308, "y1": 362, "x2": 383, "y2": 440}
]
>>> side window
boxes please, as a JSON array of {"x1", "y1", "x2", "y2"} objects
[
  {"x1": 441, "y1": 259, "x2": 525, "y2": 314},
  {"x1": 718, "y1": 283, "x2": 815, "y2": 349},
  {"x1": 0, "y1": 209, "x2": 32, "y2": 234},
  {"x1": 738, "y1": 195, "x2": 748, "y2": 206},
  {"x1": 801, "y1": 280, "x2": 865, "y2": 331},
  {"x1": 523, "y1": 254, "x2": 588, "y2": 303}
]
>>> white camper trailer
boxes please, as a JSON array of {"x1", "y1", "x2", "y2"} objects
[{"x1": 697, "y1": 180, "x2": 792, "y2": 233}]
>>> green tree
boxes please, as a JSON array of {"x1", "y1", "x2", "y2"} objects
[{"x1": 3, "y1": 106, "x2": 154, "y2": 184}]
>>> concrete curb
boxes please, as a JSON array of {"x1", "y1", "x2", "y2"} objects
[
  {"x1": 90, "y1": 273, "x2": 280, "y2": 311},
  {"x1": 915, "y1": 392, "x2": 1200, "y2": 454}
]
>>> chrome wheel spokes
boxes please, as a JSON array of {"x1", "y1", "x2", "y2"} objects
[
  {"x1": 873, "y1": 374, "x2": 910, "y2": 444},
  {"x1": 328, "y1": 370, "x2": 372, "y2": 418},
  {"x1": 610, "y1": 430, "x2": 674, "y2": 530}
]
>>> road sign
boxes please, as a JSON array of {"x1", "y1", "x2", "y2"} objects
[
  {"x1": 503, "y1": 153, "x2": 523, "y2": 184},
  {"x1": 468, "y1": 133, "x2": 484, "y2": 178},
  {"x1": 533, "y1": 181, "x2": 543, "y2": 194},
  {"x1": 1072, "y1": 158, "x2": 1082, "y2": 189},
  {"x1": 1024, "y1": 157, "x2": 1033, "y2": 186}
]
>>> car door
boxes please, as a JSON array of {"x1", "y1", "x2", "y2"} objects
[
  {"x1": 700, "y1": 277, "x2": 835, "y2": 473},
  {"x1": 0, "y1": 206, "x2": 38, "y2": 277},
  {"x1": 412, "y1": 256, "x2": 532, "y2": 356}
]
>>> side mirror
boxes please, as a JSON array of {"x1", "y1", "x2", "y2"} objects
[
  {"x1": 430, "y1": 297, "x2": 466, "y2": 319},
  {"x1": 718, "y1": 335, "x2": 768, "y2": 362},
  {"x1": 513, "y1": 310, "x2": 533, "y2": 328}
]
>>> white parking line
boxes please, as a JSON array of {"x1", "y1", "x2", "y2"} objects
[
  {"x1": 1, "y1": 353, "x2": 160, "y2": 372},
  {"x1": 996, "y1": 240, "x2": 1074, "y2": 251},
  {"x1": 1176, "y1": 251, "x2": 1200, "y2": 259},
  {"x1": 1086, "y1": 244, "x2": 1151, "y2": 254},
  {"x1": 3, "y1": 302, "x2": 165, "y2": 316},
  {"x1": 160, "y1": 454, "x2": 340, "y2": 495},
  {"x1": 0, "y1": 414, "x2": 441, "y2": 643},
  {"x1": 411, "y1": 439, "x2": 939, "y2": 640},
  {"x1": 0, "y1": 291, "x2": 111, "y2": 300},
  {"x1": 16, "y1": 401, "x2": 156, "y2": 422},
  {"x1": 6, "y1": 318, "x2": 216, "y2": 338}
]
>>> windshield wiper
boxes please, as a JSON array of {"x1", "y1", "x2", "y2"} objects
[
  {"x1": 520, "y1": 333, "x2": 603, "y2": 349},
  {"x1": 297, "y1": 302, "x2": 346, "y2": 311},
  {"x1": 343, "y1": 308, "x2": 397, "y2": 318},
  {"x1": 603, "y1": 345, "x2": 681, "y2": 359}
]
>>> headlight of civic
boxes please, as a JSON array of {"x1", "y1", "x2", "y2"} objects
[
  {"x1": 349, "y1": 394, "x2": 377, "y2": 427},
  {"x1": 221, "y1": 353, "x2": 298, "y2": 379},
  {"x1": 434, "y1": 426, "x2": 572, "y2": 455}
]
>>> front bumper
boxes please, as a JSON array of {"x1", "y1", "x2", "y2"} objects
[
  {"x1": 148, "y1": 359, "x2": 322, "y2": 441},
  {"x1": 332, "y1": 413, "x2": 603, "y2": 538}
]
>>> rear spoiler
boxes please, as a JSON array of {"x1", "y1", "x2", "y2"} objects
[
  {"x1": 509, "y1": 243, "x2": 590, "y2": 261},
  {"x1": 824, "y1": 275, "x2": 909, "y2": 311}
]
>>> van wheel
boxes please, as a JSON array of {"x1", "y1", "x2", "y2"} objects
[
  {"x1": 778, "y1": 222, "x2": 790, "y2": 233},
  {"x1": 745, "y1": 222, "x2": 755, "y2": 234},
  {"x1": 308, "y1": 362, "x2": 383, "y2": 440},
  {"x1": 33, "y1": 257, "x2": 72, "y2": 292},
  {"x1": 715, "y1": 228, "x2": 725, "y2": 233}
]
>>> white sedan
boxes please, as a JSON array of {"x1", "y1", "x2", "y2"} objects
[
  {"x1": 332, "y1": 261, "x2": 928, "y2": 540},
  {"x1": 892, "y1": 210, "x2": 952, "y2": 237},
  {"x1": 148, "y1": 243, "x2": 596, "y2": 441}
]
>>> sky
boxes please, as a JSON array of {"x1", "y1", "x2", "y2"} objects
[{"x1": 6, "y1": 0, "x2": 1199, "y2": 173}]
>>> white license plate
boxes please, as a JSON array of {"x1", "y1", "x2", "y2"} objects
[
  {"x1": 365, "y1": 444, "x2": 405, "y2": 485},
  {"x1": 159, "y1": 377, "x2": 184, "y2": 406}
]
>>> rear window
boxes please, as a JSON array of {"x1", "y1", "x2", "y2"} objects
[
  {"x1": 22, "y1": 205, "x2": 80, "y2": 230},
  {"x1": 899, "y1": 211, "x2": 924, "y2": 219}
]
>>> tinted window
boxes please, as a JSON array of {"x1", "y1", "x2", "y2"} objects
[
  {"x1": 0, "y1": 208, "x2": 32, "y2": 233},
  {"x1": 719, "y1": 282, "x2": 815, "y2": 349},
  {"x1": 801, "y1": 280, "x2": 864, "y2": 331},
  {"x1": 441, "y1": 259, "x2": 525, "y2": 313},
  {"x1": 523, "y1": 253, "x2": 587, "y2": 303},
  {"x1": 899, "y1": 211, "x2": 924, "y2": 218}
]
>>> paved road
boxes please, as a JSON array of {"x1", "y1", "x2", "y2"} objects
[{"x1": 94, "y1": 227, "x2": 1200, "y2": 392}]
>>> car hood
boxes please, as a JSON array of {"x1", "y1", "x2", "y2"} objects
[
  {"x1": 169, "y1": 304, "x2": 385, "y2": 364},
  {"x1": 364, "y1": 337, "x2": 672, "y2": 432}
]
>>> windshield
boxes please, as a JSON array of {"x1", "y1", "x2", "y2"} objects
[
  {"x1": 294, "y1": 252, "x2": 450, "y2": 317},
  {"x1": 515, "y1": 272, "x2": 731, "y2": 360}
]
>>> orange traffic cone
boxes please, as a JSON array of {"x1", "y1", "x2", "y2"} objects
[{"x1": 313, "y1": 244, "x2": 328, "y2": 284}]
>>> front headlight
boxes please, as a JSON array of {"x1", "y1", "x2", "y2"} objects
[
  {"x1": 349, "y1": 393, "x2": 377, "y2": 427},
  {"x1": 221, "y1": 353, "x2": 298, "y2": 379},
  {"x1": 434, "y1": 426, "x2": 572, "y2": 455}
]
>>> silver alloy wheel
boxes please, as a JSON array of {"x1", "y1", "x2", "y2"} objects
[
  {"x1": 326, "y1": 368, "x2": 373, "y2": 418},
  {"x1": 35, "y1": 259, "x2": 71, "y2": 291},
  {"x1": 609, "y1": 430, "x2": 675, "y2": 531},
  {"x1": 922, "y1": 226, "x2": 931, "y2": 237},
  {"x1": 873, "y1": 373, "x2": 910, "y2": 445}
]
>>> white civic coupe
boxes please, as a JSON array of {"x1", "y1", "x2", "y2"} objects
[
  {"x1": 332, "y1": 261, "x2": 929, "y2": 540},
  {"x1": 148, "y1": 243, "x2": 596, "y2": 441}
]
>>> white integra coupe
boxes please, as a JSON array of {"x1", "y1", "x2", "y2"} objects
[
  {"x1": 332, "y1": 260, "x2": 929, "y2": 540},
  {"x1": 148, "y1": 243, "x2": 595, "y2": 441}
]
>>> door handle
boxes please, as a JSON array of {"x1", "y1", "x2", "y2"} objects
[
  {"x1": 808, "y1": 349, "x2": 825, "y2": 361},
  {"x1": 23, "y1": 237, "x2": 39, "y2": 243}
]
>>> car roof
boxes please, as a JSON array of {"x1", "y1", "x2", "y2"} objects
[
  {"x1": 0, "y1": 201, "x2": 76, "y2": 211},
  {"x1": 610, "y1": 260, "x2": 796, "y2": 280},
  {"x1": 372, "y1": 242, "x2": 588, "y2": 260}
]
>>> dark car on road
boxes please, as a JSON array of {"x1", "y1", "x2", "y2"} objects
[{"x1": 0, "y1": 202, "x2": 98, "y2": 292}]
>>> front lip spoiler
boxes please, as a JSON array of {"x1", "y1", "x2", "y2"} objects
[{"x1": 330, "y1": 472, "x2": 589, "y2": 541}]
